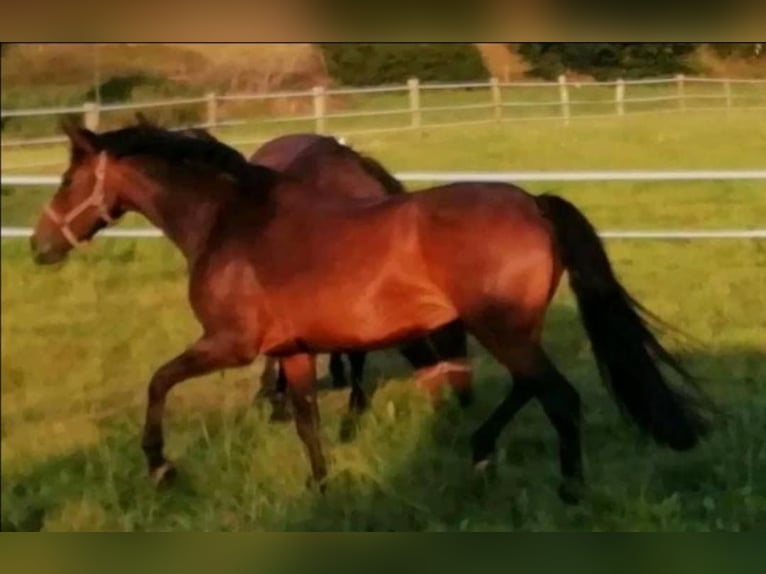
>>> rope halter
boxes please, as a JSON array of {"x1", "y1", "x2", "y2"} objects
[{"x1": 43, "y1": 152, "x2": 114, "y2": 248}]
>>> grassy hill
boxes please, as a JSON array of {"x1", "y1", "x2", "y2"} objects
[{"x1": 1, "y1": 44, "x2": 326, "y2": 109}]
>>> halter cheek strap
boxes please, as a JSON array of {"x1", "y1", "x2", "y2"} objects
[{"x1": 44, "y1": 153, "x2": 114, "y2": 248}]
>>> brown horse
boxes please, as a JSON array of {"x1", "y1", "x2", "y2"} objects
[
  {"x1": 247, "y1": 133, "x2": 471, "y2": 426},
  {"x1": 177, "y1": 126, "x2": 472, "y2": 434},
  {"x1": 31, "y1": 123, "x2": 712, "y2": 503}
]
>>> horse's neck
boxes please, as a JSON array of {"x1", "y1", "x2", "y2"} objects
[{"x1": 119, "y1": 168, "x2": 236, "y2": 263}]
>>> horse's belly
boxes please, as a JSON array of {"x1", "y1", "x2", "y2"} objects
[
  {"x1": 309, "y1": 297, "x2": 458, "y2": 351},
  {"x1": 267, "y1": 280, "x2": 457, "y2": 353}
]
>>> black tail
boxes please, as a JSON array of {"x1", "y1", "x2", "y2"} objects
[{"x1": 536, "y1": 193, "x2": 713, "y2": 451}]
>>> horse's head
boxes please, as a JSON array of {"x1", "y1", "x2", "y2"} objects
[{"x1": 30, "y1": 121, "x2": 125, "y2": 265}]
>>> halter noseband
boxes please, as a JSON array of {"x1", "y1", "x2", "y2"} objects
[{"x1": 43, "y1": 152, "x2": 114, "y2": 248}]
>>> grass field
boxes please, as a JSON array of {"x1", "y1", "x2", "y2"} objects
[{"x1": 2, "y1": 110, "x2": 766, "y2": 531}]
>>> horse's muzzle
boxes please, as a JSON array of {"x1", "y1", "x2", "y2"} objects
[{"x1": 30, "y1": 235, "x2": 68, "y2": 265}]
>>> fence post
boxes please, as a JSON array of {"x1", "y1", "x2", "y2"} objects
[
  {"x1": 615, "y1": 78, "x2": 625, "y2": 116},
  {"x1": 676, "y1": 74, "x2": 686, "y2": 111},
  {"x1": 408, "y1": 78, "x2": 421, "y2": 131},
  {"x1": 205, "y1": 92, "x2": 218, "y2": 127},
  {"x1": 312, "y1": 86, "x2": 326, "y2": 134},
  {"x1": 723, "y1": 79, "x2": 732, "y2": 109},
  {"x1": 83, "y1": 102, "x2": 100, "y2": 131},
  {"x1": 558, "y1": 75, "x2": 570, "y2": 125},
  {"x1": 490, "y1": 77, "x2": 502, "y2": 120}
]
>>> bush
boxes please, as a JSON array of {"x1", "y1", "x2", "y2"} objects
[
  {"x1": 518, "y1": 43, "x2": 697, "y2": 80},
  {"x1": 319, "y1": 43, "x2": 488, "y2": 86},
  {"x1": 95, "y1": 79, "x2": 205, "y2": 130},
  {"x1": 83, "y1": 73, "x2": 175, "y2": 103}
]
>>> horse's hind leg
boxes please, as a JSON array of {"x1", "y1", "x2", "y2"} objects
[
  {"x1": 339, "y1": 351, "x2": 368, "y2": 442},
  {"x1": 269, "y1": 362, "x2": 292, "y2": 422},
  {"x1": 329, "y1": 352, "x2": 348, "y2": 388},
  {"x1": 428, "y1": 321, "x2": 472, "y2": 406},
  {"x1": 469, "y1": 328, "x2": 584, "y2": 503},
  {"x1": 470, "y1": 374, "x2": 536, "y2": 467},
  {"x1": 347, "y1": 351, "x2": 368, "y2": 412},
  {"x1": 253, "y1": 357, "x2": 291, "y2": 422},
  {"x1": 399, "y1": 322, "x2": 472, "y2": 406},
  {"x1": 535, "y1": 355, "x2": 584, "y2": 504}
]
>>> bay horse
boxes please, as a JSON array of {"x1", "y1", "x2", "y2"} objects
[
  {"x1": 177, "y1": 126, "x2": 472, "y2": 433},
  {"x1": 248, "y1": 133, "x2": 471, "y2": 424},
  {"x1": 30, "y1": 123, "x2": 712, "y2": 503}
]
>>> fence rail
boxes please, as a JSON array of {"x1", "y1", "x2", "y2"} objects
[
  {"x1": 4, "y1": 170, "x2": 766, "y2": 187},
  {"x1": 3, "y1": 75, "x2": 766, "y2": 149},
  {"x1": 3, "y1": 170, "x2": 765, "y2": 241},
  {"x1": 3, "y1": 226, "x2": 764, "y2": 240}
]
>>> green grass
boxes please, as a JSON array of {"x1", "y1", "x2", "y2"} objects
[{"x1": 2, "y1": 110, "x2": 766, "y2": 531}]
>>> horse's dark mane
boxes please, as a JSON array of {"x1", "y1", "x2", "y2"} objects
[
  {"x1": 353, "y1": 151, "x2": 406, "y2": 195},
  {"x1": 93, "y1": 125, "x2": 278, "y2": 191}
]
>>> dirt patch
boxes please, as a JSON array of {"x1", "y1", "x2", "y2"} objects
[
  {"x1": 689, "y1": 45, "x2": 766, "y2": 78},
  {"x1": 475, "y1": 43, "x2": 531, "y2": 80}
]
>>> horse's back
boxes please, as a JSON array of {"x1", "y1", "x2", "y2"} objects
[
  {"x1": 251, "y1": 134, "x2": 392, "y2": 200},
  {"x1": 250, "y1": 134, "x2": 328, "y2": 169}
]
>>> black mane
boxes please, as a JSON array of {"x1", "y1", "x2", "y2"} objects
[
  {"x1": 353, "y1": 150, "x2": 406, "y2": 195},
  {"x1": 93, "y1": 125, "x2": 278, "y2": 191}
]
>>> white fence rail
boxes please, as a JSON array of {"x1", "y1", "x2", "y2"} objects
[
  {"x1": 5, "y1": 170, "x2": 766, "y2": 188},
  {"x1": 4, "y1": 226, "x2": 764, "y2": 240},
  {"x1": 4, "y1": 228, "x2": 763, "y2": 240},
  {"x1": 3, "y1": 171, "x2": 765, "y2": 241},
  {"x1": 3, "y1": 75, "x2": 766, "y2": 149}
]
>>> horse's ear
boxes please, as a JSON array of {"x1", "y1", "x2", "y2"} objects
[{"x1": 60, "y1": 117, "x2": 97, "y2": 160}]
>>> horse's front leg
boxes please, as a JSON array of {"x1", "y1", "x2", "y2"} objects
[
  {"x1": 281, "y1": 353, "x2": 327, "y2": 489},
  {"x1": 142, "y1": 334, "x2": 254, "y2": 486}
]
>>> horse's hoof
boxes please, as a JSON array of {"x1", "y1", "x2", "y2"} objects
[
  {"x1": 473, "y1": 458, "x2": 492, "y2": 474},
  {"x1": 150, "y1": 462, "x2": 177, "y2": 488},
  {"x1": 470, "y1": 433, "x2": 495, "y2": 465},
  {"x1": 558, "y1": 479, "x2": 585, "y2": 505},
  {"x1": 472, "y1": 455, "x2": 498, "y2": 483}
]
